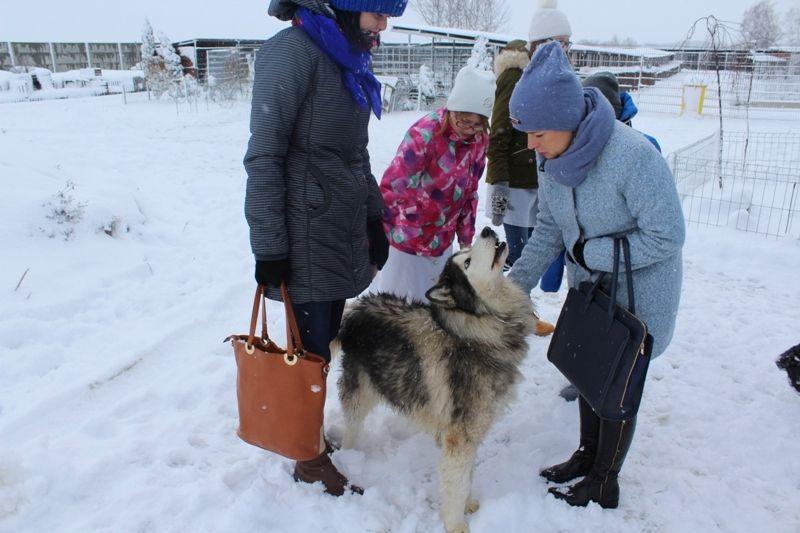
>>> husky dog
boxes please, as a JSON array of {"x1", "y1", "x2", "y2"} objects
[
  {"x1": 338, "y1": 227, "x2": 537, "y2": 533},
  {"x1": 776, "y1": 343, "x2": 800, "y2": 393}
]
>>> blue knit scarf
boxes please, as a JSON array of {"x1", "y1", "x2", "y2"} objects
[
  {"x1": 540, "y1": 88, "x2": 615, "y2": 187},
  {"x1": 295, "y1": 6, "x2": 382, "y2": 118}
]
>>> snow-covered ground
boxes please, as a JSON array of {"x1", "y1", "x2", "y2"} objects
[{"x1": 1, "y1": 94, "x2": 799, "y2": 533}]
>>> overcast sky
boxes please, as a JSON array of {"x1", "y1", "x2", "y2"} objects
[{"x1": 1, "y1": 0, "x2": 796, "y2": 45}]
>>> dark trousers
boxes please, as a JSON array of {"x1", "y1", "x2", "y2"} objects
[
  {"x1": 290, "y1": 300, "x2": 346, "y2": 363},
  {"x1": 503, "y1": 223, "x2": 534, "y2": 268}
]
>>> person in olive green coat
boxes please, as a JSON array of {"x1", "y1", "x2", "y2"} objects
[{"x1": 486, "y1": 39, "x2": 538, "y2": 267}]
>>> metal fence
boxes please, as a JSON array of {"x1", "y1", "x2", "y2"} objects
[
  {"x1": 203, "y1": 48, "x2": 254, "y2": 102},
  {"x1": 372, "y1": 42, "x2": 481, "y2": 98},
  {"x1": 0, "y1": 41, "x2": 141, "y2": 72},
  {"x1": 668, "y1": 130, "x2": 800, "y2": 238},
  {"x1": 374, "y1": 43, "x2": 800, "y2": 120},
  {"x1": 575, "y1": 52, "x2": 800, "y2": 120}
]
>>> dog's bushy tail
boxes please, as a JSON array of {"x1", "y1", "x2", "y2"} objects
[{"x1": 328, "y1": 300, "x2": 358, "y2": 362}]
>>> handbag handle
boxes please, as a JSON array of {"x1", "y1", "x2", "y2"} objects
[
  {"x1": 246, "y1": 285, "x2": 271, "y2": 348},
  {"x1": 583, "y1": 237, "x2": 637, "y2": 320},
  {"x1": 608, "y1": 237, "x2": 636, "y2": 314},
  {"x1": 621, "y1": 238, "x2": 636, "y2": 314},
  {"x1": 608, "y1": 238, "x2": 621, "y2": 321},
  {"x1": 280, "y1": 284, "x2": 306, "y2": 356},
  {"x1": 246, "y1": 284, "x2": 308, "y2": 357}
]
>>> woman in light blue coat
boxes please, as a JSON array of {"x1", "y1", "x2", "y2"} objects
[{"x1": 508, "y1": 42, "x2": 685, "y2": 509}]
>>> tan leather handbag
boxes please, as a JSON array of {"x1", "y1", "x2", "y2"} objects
[{"x1": 226, "y1": 284, "x2": 328, "y2": 461}]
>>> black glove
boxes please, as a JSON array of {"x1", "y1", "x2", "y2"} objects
[
  {"x1": 570, "y1": 238, "x2": 588, "y2": 270},
  {"x1": 367, "y1": 218, "x2": 390, "y2": 270},
  {"x1": 255, "y1": 258, "x2": 290, "y2": 288}
]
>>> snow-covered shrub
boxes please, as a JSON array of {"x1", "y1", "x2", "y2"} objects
[
  {"x1": 158, "y1": 32, "x2": 185, "y2": 102},
  {"x1": 417, "y1": 64, "x2": 436, "y2": 110},
  {"x1": 40, "y1": 180, "x2": 87, "y2": 241},
  {"x1": 140, "y1": 19, "x2": 167, "y2": 98},
  {"x1": 467, "y1": 36, "x2": 493, "y2": 71}
]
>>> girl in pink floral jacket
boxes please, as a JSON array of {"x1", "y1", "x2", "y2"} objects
[{"x1": 373, "y1": 67, "x2": 496, "y2": 301}]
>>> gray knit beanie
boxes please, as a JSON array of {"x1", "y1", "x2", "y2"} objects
[{"x1": 582, "y1": 71, "x2": 622, "y2": 119}]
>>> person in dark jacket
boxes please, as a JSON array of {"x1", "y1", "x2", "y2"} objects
[
  {"x1": 582, "y1": 71, "x2": 661, "y2": 152},
  {"x1": 509, "y1": 42, "x2": 684, "y2": 510},
  {"x1": 244, "y1": 0, "x2": 407, "y2": 496}
]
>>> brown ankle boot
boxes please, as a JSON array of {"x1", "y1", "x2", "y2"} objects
[{"x1": 293, "y1": 453, "x2": 363, "y2": 496}]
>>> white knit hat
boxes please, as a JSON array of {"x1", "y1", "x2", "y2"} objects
[
  {"x1": 446, "y1": 67, "x2": 496, "y2": 117},
  {"x1": 528, "y1": 0, "x2": 572, "y2": 42}
]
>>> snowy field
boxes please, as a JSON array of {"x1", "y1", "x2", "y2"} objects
[{"x1": 1, "y1": 93, "x2": 799, "y2": 533}]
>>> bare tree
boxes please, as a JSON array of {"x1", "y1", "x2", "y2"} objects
[
  {"x1": 679, "y1": 15, "x2": 747, "y2": 189},
  {"x1": 413, "y1": 0, "x2": 509, "y2": 32},
  {"x1": 741, "y1": 0, "x2": 781, "y2": 48},
  {"x1": 785, "y1": 1, "x2": 800, "y2": 45}
]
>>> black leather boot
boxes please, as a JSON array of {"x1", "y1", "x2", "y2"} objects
[
  {"x1": 540, "y1": 395, "x2": 600, "y2": 483},
  {"x1": 549, "y1": 416, "x2": 636, "y2": 509}
]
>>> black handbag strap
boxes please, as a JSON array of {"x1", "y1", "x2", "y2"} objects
[
  {"x1": 608, "y1": 238, "x2": 620, "y2": 321},
  {"x1": 584, "y1": 237, "x2": 636, "y2": 316},
  {"x1": 621, "y1": 238, "x2": 636, "y2": 314}
]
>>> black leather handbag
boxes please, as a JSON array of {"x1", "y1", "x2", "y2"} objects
[{"x1": 547, "y1": 237, "x2": 653, "y2": 421}]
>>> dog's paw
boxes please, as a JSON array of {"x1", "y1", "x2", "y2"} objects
[
  {"x1": 446, "y1": 523, "x2": 469, "y2": 533},
  {"x1": 534, "y1": 319, "x2": 555, "y2": 337},
  {"x1": 465, "y1": 498, "x2": 480, "y2": 514}
]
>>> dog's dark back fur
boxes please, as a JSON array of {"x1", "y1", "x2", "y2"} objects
[
  {"x1": 339, "y1": 294, "x2": 431, "y2": 414},
  {"x1": 339, "y1": 258, "x2": 533, "y2": 425},
  {"x1": 776, "y1": 343, "x2": 800, "y2": 393}
]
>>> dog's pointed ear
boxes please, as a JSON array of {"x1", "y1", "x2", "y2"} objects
[{"x1": 426, "y1": 283, "x2": 455, "y2": 307}]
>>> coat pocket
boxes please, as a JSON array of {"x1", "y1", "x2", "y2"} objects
[
  {"x1": 509, "y1": 147, "x2": 536, "y2": 168},
  {"x1": 306, "y1": 164, "x2": 332, "y2": 218}
]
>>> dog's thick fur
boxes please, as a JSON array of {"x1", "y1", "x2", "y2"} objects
[
  {"x1": 337, "y1": 228, "x2": 536, "y2": 533},
  {"x1": 776, "y1": 343, "x2": 800, "y2": 393}
]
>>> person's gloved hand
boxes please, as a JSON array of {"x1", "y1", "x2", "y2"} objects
[
  {"x1": 490, "y1": 182, "x2": 510, "y2": 227},
  {"x1": 367, "y1": 218, "x2": 389, "y2": 270},
  {"x1": 255, "y1": 258, "x2": 290, "y2": 288},
  {"x1": 570, "y1": 238, "x2": 588, "y2": 270}
]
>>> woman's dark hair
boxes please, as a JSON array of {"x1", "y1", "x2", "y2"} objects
[{"x1": 332, "y1": 8, "x2": 379, "y2": 51}]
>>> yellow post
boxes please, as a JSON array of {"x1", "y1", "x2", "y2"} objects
[
  {"x1": 681, "y1": 84, "x2": 708, "y2": 116},
  {"x1": 697, "y1": 84, "x2": 707, "y2": 115}
]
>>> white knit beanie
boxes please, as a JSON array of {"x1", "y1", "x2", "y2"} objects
[
  {"x1": 446, "y1": 67, "x2": 496, "y2": 117},
  {"x1": 528, "y1": 0, "x2": 572, "y2": 42}
]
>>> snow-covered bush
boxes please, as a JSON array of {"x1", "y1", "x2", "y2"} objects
[
  {"x1": 40, "y1": 180, "x2": 87, "y2": 241},
  {"x1": 158, "y1": 32, "x2": 185, "y2": 102},
  {"x1": 467, "y1": 36, "x2": 493, "y2": 71},
  {"x1": 140, "y1": 19, "x2": 168, "y2": 98},
  {"x1": 417, "y1": 64, "x2": 436, "y2": 110}
]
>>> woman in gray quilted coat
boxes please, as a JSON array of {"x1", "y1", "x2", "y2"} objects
[
  {"x1": 508, "y1": 42, "x2": 685, "y2": 509},
  {"x1": 244, "y1": 0, "x2": 407, "y2": 496}
]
